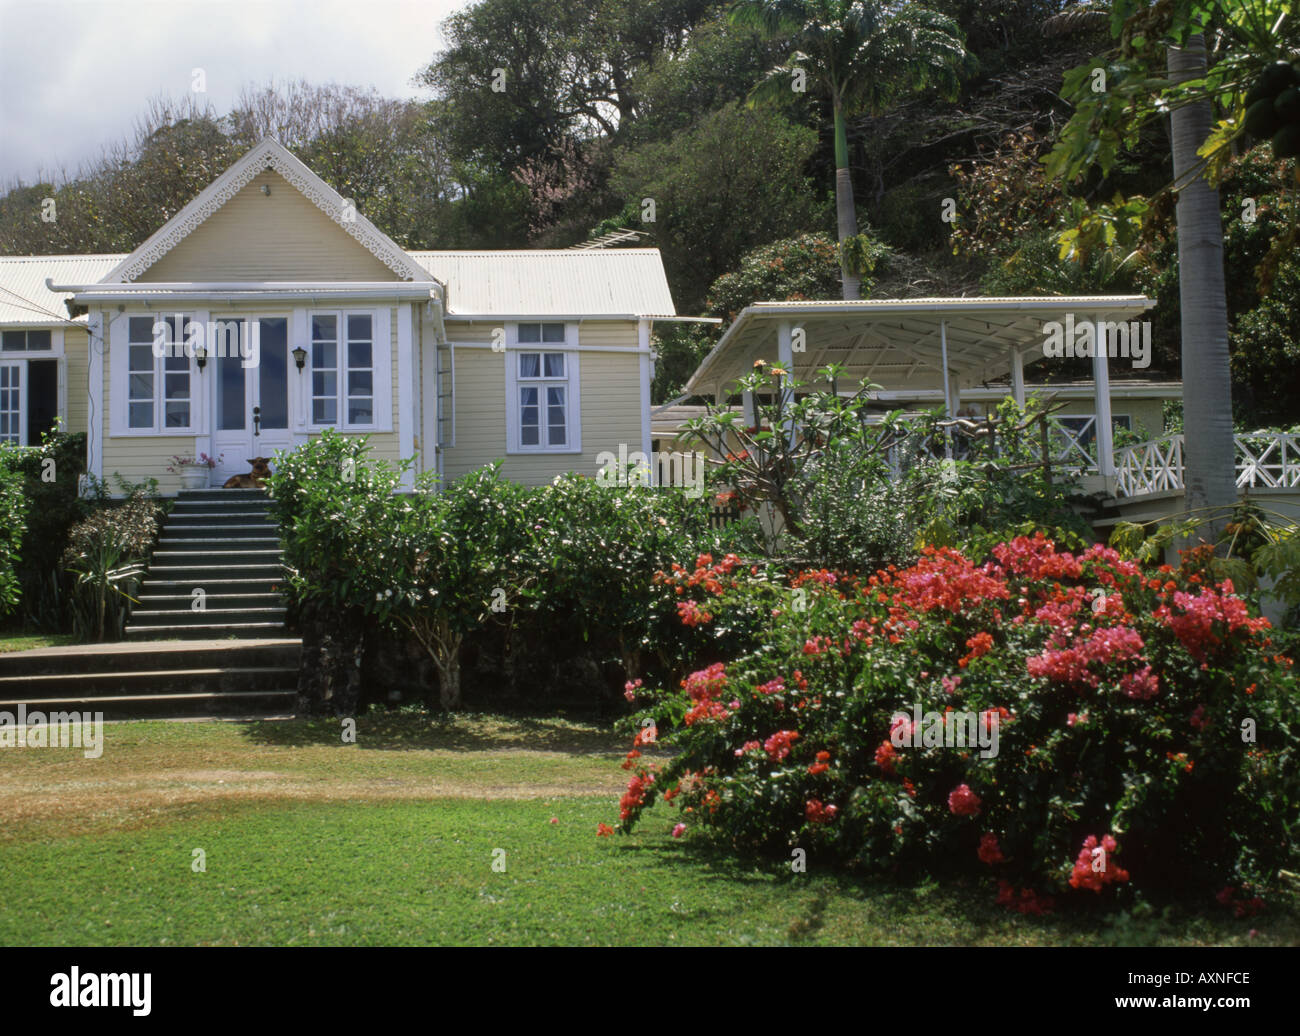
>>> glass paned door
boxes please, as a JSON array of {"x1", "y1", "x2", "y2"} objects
[{"x1": 211, "y1": 318, "x2": 293, "y2": 486}]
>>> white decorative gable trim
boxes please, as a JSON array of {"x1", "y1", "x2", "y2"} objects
[{"x1": 101, "y1": 139, "x2": 431, "y2": 284}]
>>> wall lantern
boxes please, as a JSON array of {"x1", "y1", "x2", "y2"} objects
[
  {"x1": 194, "y1": 345, "x2": 207, "y2": 372},
  {"x1": 292, "y1": 345, "x2": 307, "y2": 371}
]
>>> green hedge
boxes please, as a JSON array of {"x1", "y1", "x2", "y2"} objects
[
  {"x1": 0, "y1": 448, "x2": 27, "y2": 620},
  {"x1": 269, "y1": 430, "x2": 758, "y2": 710}
]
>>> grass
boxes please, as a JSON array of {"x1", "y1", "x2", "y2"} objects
[
  {"x1": 0, "y1": 712, "x2": 1295, "y2": 947},
  {"x1": 0, "y1": 632, "x2": 77, "y2": 653}
]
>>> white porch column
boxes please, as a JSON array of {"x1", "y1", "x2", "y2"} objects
[
  {"x1": 1092, "y1": 314, "x2": 1116, "y2": 478},
  {"x1": 939, "y1": 319, "x2": 953, "y2": 417},
  {"x1": 777, "y1": 320, "x2": 796, "y2": 446},
  {"x1": 940, "y1": 319, "x2": 953, "y2": 458},
  {"x1": 742, "y1": 389, "x2": 756, "y2": 427},
  {"x1": 1010, "y1": 347, "x2": 1026, "y2": 407},
  {"x1": 87, "y1": 310, "x2": 104, "y2": 483},
  {"x1": 397, "y1": 302, "x2": 415, "y2": 490}
]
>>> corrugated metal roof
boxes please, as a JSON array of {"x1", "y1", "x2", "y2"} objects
[
  {"x1": 686, "y1": 296, "x2": 1158, "y2": 396},
  {"x1": 409, "y1": 249, "x2": 675, "y2": 318},
  {"x1": 0, "y1": 254, "x2": 125, "y2": 325},
  {"x1": 743, "y1": 296, "x2": 1153, "y2": 309},
  {"x1": 0, "y1": 248, "x2": 676, "y2": 322}
]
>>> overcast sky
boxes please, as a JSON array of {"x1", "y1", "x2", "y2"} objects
[{"x1": 0, "y1": 0, "x2": 464, "y2": 186}]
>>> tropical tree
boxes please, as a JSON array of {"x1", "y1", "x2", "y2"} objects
[
  {"x1": 610, "y1": 102, "x2": 827, "y2": 311},
  {"x1": 728, "y1": 0, "x2": 967, "y2": 299},
  {"x1": 1167, "y1": 32, "x2": 1236, "y2": 536},
  {"x1": 1045, "y1": 0, "x2": 1299, "y2": 539}
]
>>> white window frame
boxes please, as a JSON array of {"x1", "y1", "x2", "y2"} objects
[
  {"x1": 504, "y1": 322, "x2": 581, "y2": 454},
  {"x1": 0, "y1": 328, "x2": 58, "y2": 354},
  {"x1": 0, "y1": 361, "x2": 26, "y2": 445},
  {"x1": 304, "y1": 307, "x2": 392, "y2": 432},
  {"x1": 109, "y1": 313, "x2": 199, "y2": 436},
  {"x1": 0, "y1": 327, "x2": 65, "y2": 447}
]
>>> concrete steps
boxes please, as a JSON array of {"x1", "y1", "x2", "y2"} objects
[
  {"x1": 125, "y1": 488, "x2": 290, "y2": 641},
  {"x1": 0, "y1": 639, "x2": 300, "y2": 720},
  {"x1": 0, "y1": 491, "x2": 302, "y2": 719}
]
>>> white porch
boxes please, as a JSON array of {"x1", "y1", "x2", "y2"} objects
[{"x1": 682, "y1": 296, "x2": 1159, "y2": 495}]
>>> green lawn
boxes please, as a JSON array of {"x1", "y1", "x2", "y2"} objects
[
  {"x1": 0, "y1": 632, "x2": 77, "y2": 653},
  {"x1": 0, "y1": 713, "x2": 1294, "y2": 946}
]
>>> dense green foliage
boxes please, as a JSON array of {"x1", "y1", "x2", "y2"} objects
[
  {"x1": 682, "y1": 366, "x2": 1088, "y2": 562},
  {"x1": 610, "y1": 103, "x2": 828, "y2": 311},
  {"x1": 3, "y1": 430, "x2": 92, "y2": 630},
  {"x1": 269, "y1": 431, "x2": 756, "y2": 709},
  {"x1": 0, "y1": 449, "x2": 26, "y2": 619},
  {"x1": 59, "y1": 492, "x2": 164, "y2": 642},
  {"x1": 652, "y1": 231, "x2": 848, "y2": 400}
]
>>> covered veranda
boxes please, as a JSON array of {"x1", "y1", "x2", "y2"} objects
[{"x1": 682, "y1": 296, "x2": 1158, "y2": 491}]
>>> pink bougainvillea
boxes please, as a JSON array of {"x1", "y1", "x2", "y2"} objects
[
  {"x1": 764, "y1": 729, "x2": 800, "y2": 761},
  {"x1": 1068, "y1": 834, "x2": 1130, "y2": 892}
]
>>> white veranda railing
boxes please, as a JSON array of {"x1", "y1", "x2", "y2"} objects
[
  {"x1": 884, "y1": 414, "x2": 1107, "y2": 476},
  {"x1": 1113, "y1": 432, "x2": 1300, "y2": 498}
]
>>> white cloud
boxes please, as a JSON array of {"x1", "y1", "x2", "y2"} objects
[{"x1": 0, "y1": 0, "x2": 461, "y2": 185}]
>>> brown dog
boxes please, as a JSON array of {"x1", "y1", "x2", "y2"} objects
[{"x1": 223, "y1": 457, "x2": 272, "y2": 489}]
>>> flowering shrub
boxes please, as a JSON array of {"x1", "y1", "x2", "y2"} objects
[{"x1": 614, "y1": 534, "x2": 1300, "y2": 909}]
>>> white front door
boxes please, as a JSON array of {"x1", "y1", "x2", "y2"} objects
[{"x1": 211, "y1": 317, "x2": 294, "y2": 486}]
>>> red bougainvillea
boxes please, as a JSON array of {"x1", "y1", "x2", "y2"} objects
[{"x1": 604, "y1": 534, "x2": 1294, "y2": 912}]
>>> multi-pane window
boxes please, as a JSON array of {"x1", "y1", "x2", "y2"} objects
[
  {"x1": 310, "y1": 315, "x2": 338, "y2": 425},
  {"x1": 346, "y1": 315, "x2": 373, "y2": 425},
  {"x1": 1, "y1": 329, "x2": 52, "y2": 351},
  {"x1": 517, "y1": 351, "x2": 567, "y2": 448},
  {"x1": 127, "y1": 315, "x2": 192, "y2": 431},
  {"x1": 517, "y1": 322, "x2": 565, "y2": 346},
  {"x1": 508, "y1": 323, "x2": 577, "y2": 453},
  {"x1": 310, "y1": 311, "x2": 376, "y2": 428},
  {"x1": 0, "y1": 365, "x2": 21, "y2": 443}
]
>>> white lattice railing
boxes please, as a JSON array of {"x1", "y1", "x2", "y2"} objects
[
  {"x1": 1114, "y1": 432, "x2": 1300, "y2": 498},
  {"x1": 884, "y1": 415, "x2": 1106, "y2": 475},
  {"x1": 1233, "y1": 432, "x2": 1300, "y2": 489},
  {"x1": 1114, "y1": 434, "x2": 1185, "y2": 497}
]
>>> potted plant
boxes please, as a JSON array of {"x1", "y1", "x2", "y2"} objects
[{"x1": 166, "y1": 453, "x2": 222, "y2": 490}]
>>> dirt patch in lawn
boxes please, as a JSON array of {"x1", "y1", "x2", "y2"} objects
[
  {"x1": 0, "y1": 762, "x2": 624, "y2": 841},
  {"x1": 0, "y1": 715, "x2": 638, "y2": 842}
]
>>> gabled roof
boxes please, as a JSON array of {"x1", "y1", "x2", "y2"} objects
[
  {"x1": 0, "y1": 254, "x2": 125, "y2": 325},
  {"x1": 101, "y1": 138, "x2": 432, "y2": 284},
  {"x1": 409, "y1": 249, "x2": 675, "y2": 318}
]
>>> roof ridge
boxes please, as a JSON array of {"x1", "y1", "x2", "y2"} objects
[
  {"x1": 409, "y1": 248, "x2": 661, "y2": 255},
  {"x1": 0, "y1": 253, "x2": 127, "y2": 261}
]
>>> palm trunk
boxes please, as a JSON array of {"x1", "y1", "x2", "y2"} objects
[
  {"x1": 833, "y1": 103, "x2": 861, "y2": 301},
  {"x1": 1168, "y1": 36, "x2": 1236, "y2": 541}
]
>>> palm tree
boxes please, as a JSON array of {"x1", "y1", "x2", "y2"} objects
[
  {"x1": 1046, "y1": 3, "x2": 1238, "y2": 537},
  {"x1": 729, "y1": 0, "x2": 967, "y2": 300},
  {"x1": 1167, "y1": 35, "x2": 1236, "y2": 535}
]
